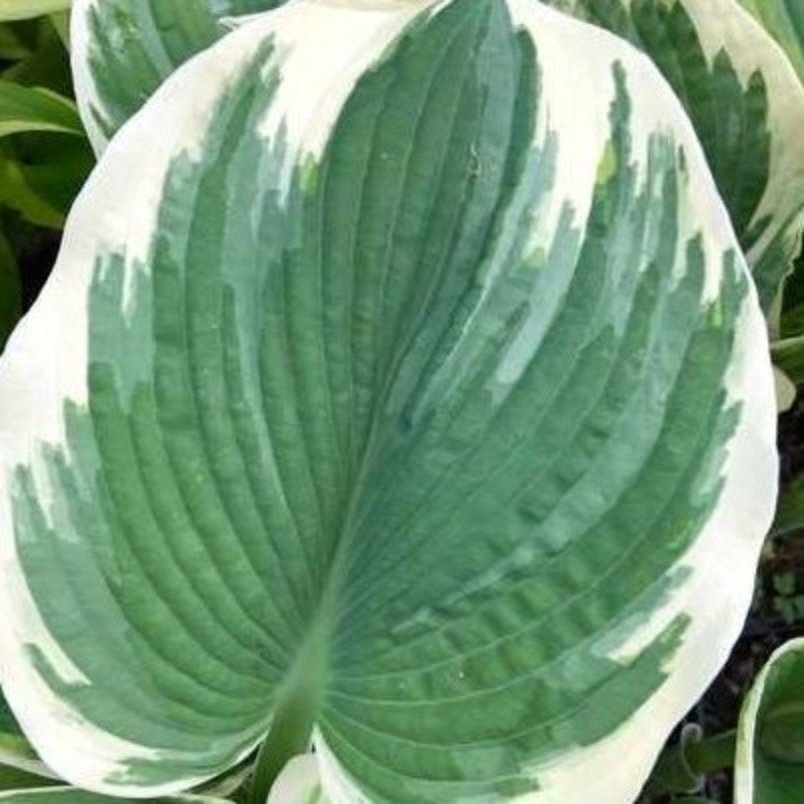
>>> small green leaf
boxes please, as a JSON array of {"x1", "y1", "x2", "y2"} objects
[
  {"x1": 0, "y1": 80, "x2": 82, "y2": 137},
  {"x1": 773, "y1": 474, "x2": 804, "y2": 536},
  {"x1": 0, "y1": 1, "x2": 70, "y2": 22},
  {"x1": 2, "y1": 21, "x2": 71, "y2": 96},
  {"x1": 735, "y1": 638, "x2": 804, "y2": 803},
  {"x1": 772, "y1": 334, "x2": 804, "y2": 384},
  {"x1": 47, "y1": 10, "x2": 67, "y2": 47},
  {"x1": 773, "y1": 365, "x2": 797, "y2": 412},
  {"x1": 0, "y1": 148, "x2": 65, "y2": 227},
  {"x1": 0, "y1": 223, "x2": 20, "y2": 348}
]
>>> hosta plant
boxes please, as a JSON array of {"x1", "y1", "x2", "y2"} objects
[{"x1": 0, "y1": 0, "x2": 796, "y2": 801}]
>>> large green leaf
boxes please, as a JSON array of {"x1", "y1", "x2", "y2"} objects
[
  {"x1": 0, "y1": 0, "x2": 778, "y2": 801},
  {"x1": 735, "y1": 638, "x2": 804, "y2": 802},
  {"x1": 739, "y1": 0, "x2": 804, "y2": 83},
  {"x1": 71, "y1": 0, "x2": 285, "y2": 150},
  {"x1": 544, "y1": 0, "x2": 804, "y2": 314}
]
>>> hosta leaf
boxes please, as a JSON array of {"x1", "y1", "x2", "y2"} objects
[
  {"x1": 0, "y1": 0, "x2": 778, "y2": 801},
  {"x1": 544, "y1": 0, "x2": 804, "y2": 314},
  {"x1": 735, "y1": 638, "x2": 804, "y2": 803},
  {"x1": 0, "y1": 80, "x2": 83, "y2": 138},
  {"x1": 71, "y1": 0, "x2": 286, "y2": 151},
  {"x1": 739, "y1": 0, "x2": 804, "y2": 83}
]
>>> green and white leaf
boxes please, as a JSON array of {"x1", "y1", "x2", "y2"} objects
[
  {"x1": 0, "y1": 788, "x2": 230, "y2": 802},
  {"x1": 739, "y1": 0, "x2": 804, "y2": 83},
  {"x1": 545, "y1": 0, "x2": 804, "y2": 314},
  {"x1": 0, "y1": 0, "x2": 778, "y2": 801},
  {"x1": 0, "y1": 80, "x2": 83, "y2": 138},
  {"x1": 735, "y1": 638, "x2": 804, "y2": 803},
  {"x1": 71, "y1": 0, "x2": 285, "y2": 151}
]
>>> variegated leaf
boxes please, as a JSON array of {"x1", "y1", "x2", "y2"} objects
[{"x1": 0, "y1": 0, "x2": 778, "y2": 801}]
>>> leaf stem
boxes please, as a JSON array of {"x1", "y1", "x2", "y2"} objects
[{"x1": 248, "y1": 623, "x2": 329, "y2": 804}]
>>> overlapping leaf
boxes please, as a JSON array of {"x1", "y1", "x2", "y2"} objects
[
  {"x1": 70, "y1": 0, "x2": 285, "y2": 150},
  {"x1": 544, "y1": 0, "x2": 804, "y2": 313},
  {"x1": 0, "y1": 0, "x2": 778, "y2": 802},
  {"x1": 735, "y1": 638, "x2": 804, "y2": 803},
  {"x1": 740, "y1": 0, "x2": 804, "y2": 82}
]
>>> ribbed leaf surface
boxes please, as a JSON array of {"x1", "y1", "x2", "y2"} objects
[{"x1": 0, "y1": 1, "x2": 778, "y2": 801}]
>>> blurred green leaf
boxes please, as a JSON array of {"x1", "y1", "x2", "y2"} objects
[
  {"x1": 774, "y1": 473, "x2": 804, "y2": 537},
  {"x1": 773, "y1": 334, "x2": 804, "y2": 384},
  {"x1": 47, "y1": 10, "x2": 66, "y2": 47},
  {"x1": 3, "y1": 21, "x2": 71, "y2": 95},
  {"x1": 0, "y1": 221, "x2": 20, "y2": 346},
  {"x1": 0, "y1": 23, "x2": 29, "y2": 59},
  {"x1": 14, "y1": 133, "x2": 92, "y2": 209},
  {"x1": 0, "y1": 152, "x2": 63, "y2": 227},
  {"x1": 0, "y1": 1, "x2": 70, "y2": 22},
  {"x1": 0, "y1": 79, "x2": 81, "y2": 137},
  {"x1": 0, "y1": 132, "x2": 90, "y2": 228}
]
